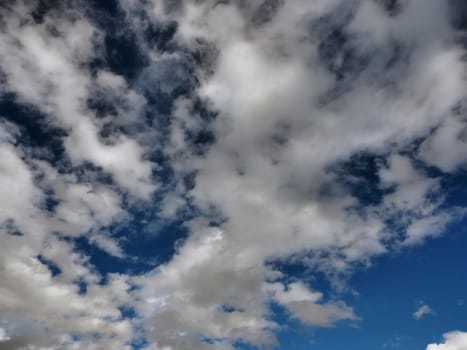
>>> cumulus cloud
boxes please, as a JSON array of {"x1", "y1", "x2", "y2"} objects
[
  {"x1": 0, "y1": 0, "x2": 466, "y2": 349},
  {"x1": 123, "y1": 1, "x2": 467, "y2": 348},
  {"x1": 0, "y1": 2, "x2": 144, "y2": 348},
  {"x1": 427, "y1": 331, "x2": 467, "y2": 350},
  {"x1": 0, "y1": 1, "x2": 155, "y2": 198}
]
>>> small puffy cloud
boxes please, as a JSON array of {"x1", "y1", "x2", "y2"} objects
[
  {"x1": 427, "y1": 331, "x2": 467, "y2": 350},
  {"x1": 413, "y1": 304, "x2": 435, "y2": 320}
]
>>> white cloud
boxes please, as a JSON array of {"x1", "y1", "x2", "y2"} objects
[
  {"x1": 267, "y1": 282, "x2": 357, "y2": 327},
  {"x1": 403, "y1": 211, "x2": 462, "y2": 246},
  {"x1": 0, "y1": 327, "x2": 10, "y2": 342},
  {"x1": 122, "y1": 0, "x2": 467, "y2": 348},
  {"x1": 0, "y1": 0, "x2": 466, "y2": 349},
  {"x1": 89, "y1": 234, "x2": 126, "y2": 259},
  {"x1": 413, "y1": 304, "x2": 435, "y2": 320},
  {"x1": 427, "y1": 331, "x2": 467, "y2": 350},
  {"x1": 419, "y1": 115, "x2": 467, "y2": 173},
  {"x1": 0, "y1": 4, "x2": 140, "y2": 347},
  {"x1": 0, "y1": 1, "x2": 156, "y2": 198},
  {"x1": 377, "y1": 154, "x2": 464, "y2": 246}
]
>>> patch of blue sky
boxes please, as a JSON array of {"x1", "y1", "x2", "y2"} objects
[{"x1": 274, "y1": 213, "x2": 467, "y2": 350}]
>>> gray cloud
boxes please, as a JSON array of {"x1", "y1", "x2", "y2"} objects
[
  {"x1": 0, "y1": 0, "x2": 466, "y2": 349},
  {"x1": 131, "y1": 1, "x2": 467, "y2": 348}
]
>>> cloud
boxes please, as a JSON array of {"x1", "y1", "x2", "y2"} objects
[
  {"x1": 267, "y1": 282, "x2": 357, "y2": 327},
  {"x1": 127, "y1": 0, "x2": 467, "y2": 347},
  {"x1": 0, "y1": 1, "x2": 156, "y2": 198},
  {"x1": 89, "y1": 233, "x2": 126, "y2": 259},
  {"x1": 0, "y1": 3, "x2": 142, "y2": 347},
  {"x1": 413, "y1": 304, "x2": 435, "y2": 320},
  {"x1": 0, "y1": 0, "x2": 466, "y2": 349},
  {"x1": 427, "y1": 331, "x2": 467, "y2": 350},
  {"x1": 0, "y1": 327, "x2": 10, "y2": 342},
  {"x1": 419, "y1": 114, "x2": 467, "y2": 173}
]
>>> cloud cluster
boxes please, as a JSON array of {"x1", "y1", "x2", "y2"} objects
[
  {"x1": 125, "y1": 0, "x2": 467, "y2": 348},
  {"x1": 0, "y1": 0, "x2": 466, "y2": 349},
  {"x1": 0, "y1": 1, "x2": 154, "y2": 198},
  {"x1": 0, "y1": 1, "x2": 152, "y2": 348}
]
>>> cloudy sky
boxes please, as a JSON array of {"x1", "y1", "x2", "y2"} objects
[{"x1": 0, "y1": 0, "x2": 467, "y2": 349}]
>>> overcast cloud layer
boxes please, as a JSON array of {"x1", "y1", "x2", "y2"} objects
[{"x1": 0, "y1": 1, "x2": 467, "y2": 349}]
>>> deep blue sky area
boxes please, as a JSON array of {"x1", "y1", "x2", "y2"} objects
[{"x1": 275, "y1": 217, "x2": 467, "y2": 350}]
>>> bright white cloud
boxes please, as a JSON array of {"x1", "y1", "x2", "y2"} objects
[{"x1": 427, "y1": 331, "x2": 467, "y2": 350}]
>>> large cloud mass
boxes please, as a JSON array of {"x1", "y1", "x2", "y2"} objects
[{"x1": 0, "y1": 0, "x2": 466, "y2": 349}]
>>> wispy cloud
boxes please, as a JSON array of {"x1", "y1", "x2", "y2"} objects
[{"x1": 414, "y1": 304, "x2": 435, "y2": 320}]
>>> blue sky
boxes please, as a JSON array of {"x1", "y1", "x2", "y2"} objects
[
  {"x1": 0, "y1": 1, "x2": 467, "y2": 349},
  {"x1": 276, "y1": 218, "x2": 467, "y2": 350}
]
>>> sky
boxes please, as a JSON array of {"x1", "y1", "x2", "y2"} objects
[{"x1": 0, "y1": 0, "x2": 466, "y2": 349}]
